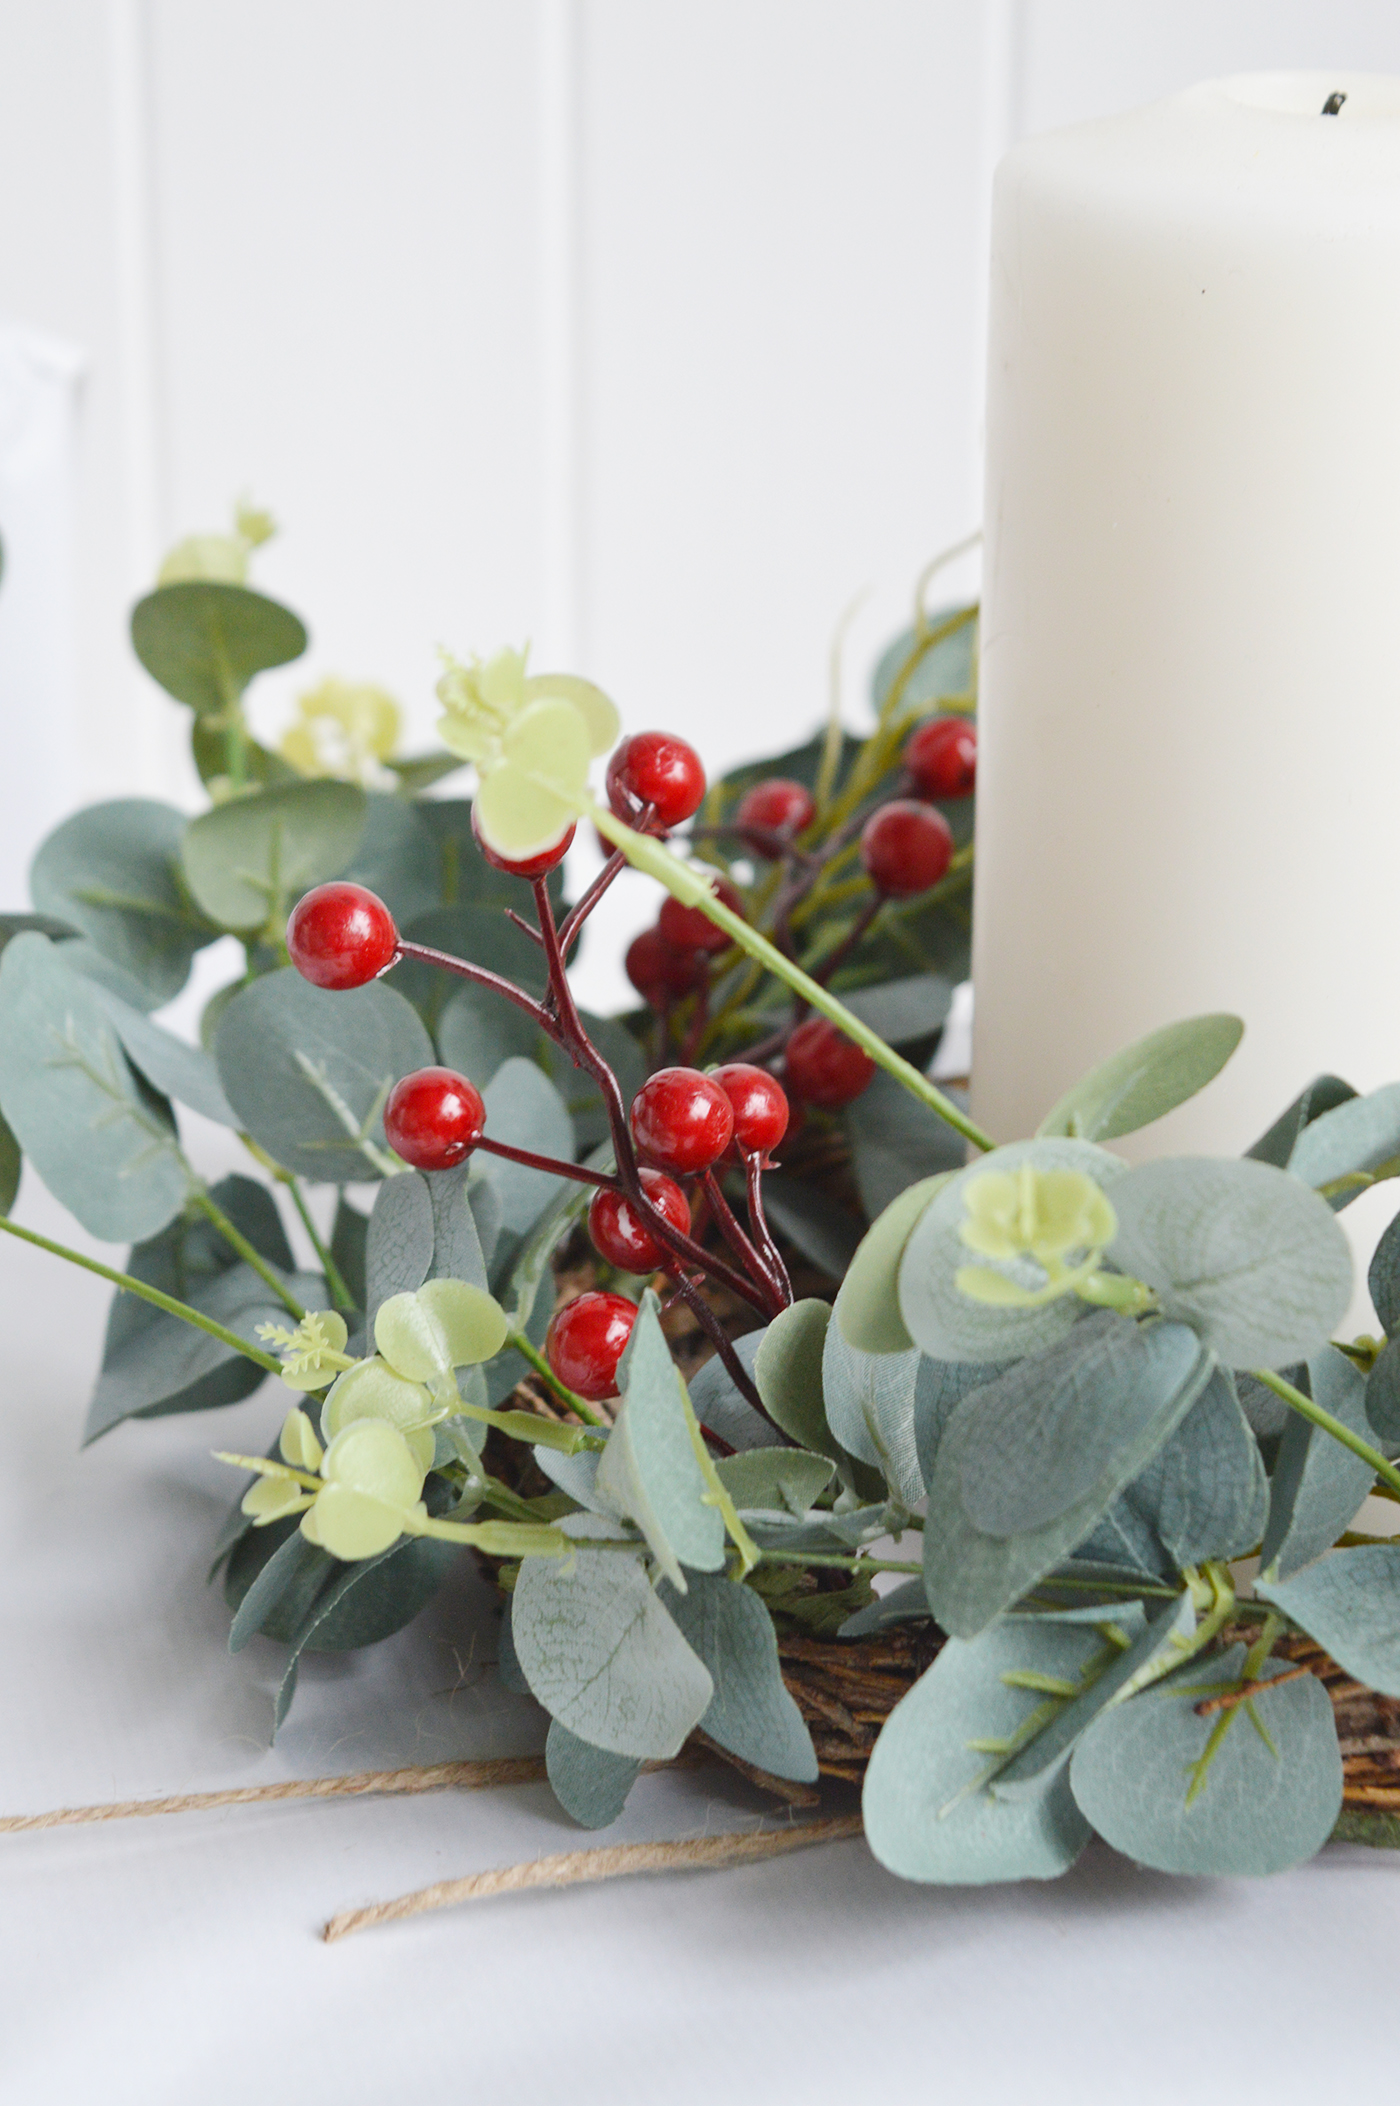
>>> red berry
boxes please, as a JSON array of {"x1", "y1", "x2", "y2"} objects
[
  {"x1": 630, "y1": 1066, "x2": 735, "y2": 1175},
  {"x1": 625, "y1": 926, "x2": 705, "y2": 1007},
  {"x1": 905, "y1": 715, "x2": 977, "y2": 800},
  {"x1": 657, "y1": 876, "x2": 744, "y2": 954},
  {"x1": 287, "y1": 882, "x2": 399, "y2": 990},
  {"x1": 472, "y1": 805, "x2": 576, "y2": 878},
  {"x1": 710, "y1": 1063, "x2": 789, "y2": 1155},
  {"x1": 384, "y1": 1065, "x2": 486, "y2": 1171},
  {"x1": 607, "y1": 732, "x2": 706, "y2": 830},
  {"x1": 785, "y1": 1018, "x2": 875, "y2": 1109},
  {"x1": 546, "y1": 1291, "x2": 639, "y2": 1400},
  {"x1": 588, "y1": 1168, "x2": 691, "y2": 1273},
  {"x1": 860, "y1": 799, "x2": 954, "y2": 899},
  {"x1": 734, "y1": 777, "x2": 815, "y2": 849}
]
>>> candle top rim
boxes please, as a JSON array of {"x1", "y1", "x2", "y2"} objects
[{"x1": 1202, "y1": 70, "x2": 1400, "y2": 122}]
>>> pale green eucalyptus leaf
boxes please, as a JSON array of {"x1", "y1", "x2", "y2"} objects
[
  {"x1": 924, "y1": 1315, "x2": 1214, "y2": 1639},
  {"x1": 758, "y1": 1171, "x2": 864, "y2": 1281},
  {"x1": 862, "y1": 1617, "x2": 1096, "y2": 1884},
  {"x1": 0, "y1": 1107, "x2": 18, "y2": 1216},
  {"x1": 130, "y1": 579, "x2": 306, "y2": 714},
  {"x1": 1246, "y1": 1074, "x2": 1357, "y2": 1168},
  {"x1": 659, "y1": 1570, "x2": 818, "y2": 1782},
  {"x1": 595, "y1": 1294, "x2": 724, "y2": 1586},
  {"x1": 1068, "y1": 1644, "x2": 1342, "y2": 1875},
  {"x1": 1260, "y1": 1348, "x2": 1375, "y2": 1580},
  {"x1": 836, "y1": 973, "x2": 953, "y2": 1047},
  {"x1": 1258, "y1": 1544, "x2": 1400, "y2": 1697},
  {"x1": 1107, "y1": 1156, "x2": 1352, "y2": 1370},
  {"x1": 0, "y1": 933, "x2": 188, "y2": 1241},
  {"x1": 843, "y1": 1067, "x2": 966, "y2": 1218},
  {"x1": 754, "y1": 1298, "x2": 839, "y2": 1462},
  {"x1": 1080, "y1": 1367, "x2": 1268, "y2": 1575},
  {"x1": 821, "y1": 1324, "x2": 923, "y2": 1503},
  {"x1": 898, "y1": 1140, "x2": 1126, "y2": 1364},
  {"x1": 479, "y1": 1057, "x2": 574, "y2": 1234},
  {"x1": 511, "y1": 1550, "x2": 713, "y2": 1759},
  {"x1": 181, "y1": 780, "x2": 366, "y2": 934},
  {"x1": 87, "y1": 978, "x2": 237, "y2": 1127},
  {"x1": 1286, "y1": 1082, "x2": 1400, "y2": 1207},
  {"x1": 366, "y1": 1171, "x2": 434, "y2": 1322},
  {"x1": 546, "y1": 1720, "x2": 640, "y2": 1828},
  {"x1": 834, "y1": 1173, "x2": 954, "y2": 1355},
  {"x1": 30, "y1": 799, "x2": 212, "y2": 1003},
  {"x1": 1037, "y1": 1015, "x2": 1243, "y2": 1144},
  {"x1": 688, "y1": 1329, "x2": 781, "y2": 1453},
  {"x1": 215, "y1": 968, "x2": 432, "y2": 1184},
  {"x1": 713, "y1": 1448, "x2": 835, "y2": 1515}
]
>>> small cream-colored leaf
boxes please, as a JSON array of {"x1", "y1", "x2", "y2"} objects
[
  {"x1": 279, "y1": 1407, "x2": 324, "y2": 1470},
  {"x1": 305, "y1": 1484, "x2": 409, "y2": 1560},
  {"x1": 320, "y1": 1418, "x2": 426, "y2": 1508},
  {"x1": 523, "y1": 672, "x2": 620, "y2": 755}
]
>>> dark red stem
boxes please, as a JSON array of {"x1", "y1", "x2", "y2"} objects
[
  {"x1": 394, "y1": 941, "x2": 561, "y2": 1040},
  {"x1": 473, "y1": 1135, "x2": 617, "y2": 1191},
  {"x1": 702, "y1": 1169, "x2": 784, "y2": 1315},
  {"x1": 745, "y1": 1151, "x2": 793, "y2": 1308}
]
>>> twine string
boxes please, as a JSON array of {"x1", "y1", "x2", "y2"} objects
[{"x1": 321, "y1": 1812, "x2": 867, "y2": 1942}]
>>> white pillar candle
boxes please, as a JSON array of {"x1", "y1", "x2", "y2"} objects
[{"x1": 972, "y1": 72, "x2": 1400, "y2": 1159}]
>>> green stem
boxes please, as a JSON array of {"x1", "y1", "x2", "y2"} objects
[
  {"x1": 509, "y1": 1328, "x2": 606, "y2": 1428},
  {"x1": 757, "y1": 1550, "x2": 923, "y2": 1575},
  {"x1": 282, "y1": 1180, "x2": 355, "y2": 1311},
  {"x1": 1251, "y1": 1366, "x2": 1400, "y2": 1501},
  {"x1": 588, "y1": 802, "x2": 995, "y2": 1155},
  {"x1": 193, "y1": 1191, "x2": 305, "y2": 1319},
  {"x1": 0, "y1": 1215, "x2": 281, "y2": 1374}
]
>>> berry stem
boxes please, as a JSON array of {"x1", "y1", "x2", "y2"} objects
[
  {"x1": 473, "y1": 1135, "x2": 618, "y2": 1192},
  {"x1": 394, "y1": 939, "x2": 563, "y2": 1041},
  {"x1": 743, "y1": 1151, "x2": 792, "y2": 1308},
  {"x1": 668, "y1": 1268, "x2": 774, "y2": 1424},
  {"x1": 701, "y1": 1170, "x2": 785, "y2": 1315},
  {"x1": 806, "y1": 895, "x2": 883, "y2": 994},
  {"x1": 557, "y1": 844, "x2": 630, "y2": 956}
]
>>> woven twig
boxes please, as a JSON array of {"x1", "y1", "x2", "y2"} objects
[{"x1": 322, "y1": 1813, "x2": 866, "y2": 1942}]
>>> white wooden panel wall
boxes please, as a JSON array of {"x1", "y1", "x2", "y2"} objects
[{"x1": 1, "y1": 0, "x2": 1399, "y2": 918}]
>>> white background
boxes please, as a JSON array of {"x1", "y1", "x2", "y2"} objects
[{"x1": 6, "y1": 7, "x2": 1400, "y2": 2099}]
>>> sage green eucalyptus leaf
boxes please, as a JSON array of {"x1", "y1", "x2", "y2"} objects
[
  {"x1": 659, "y1": 1570, "x2": 818, "y2": 1782},
  {"x1": 130, "y1": 579, "x2": 307, "y2": 714},
  {"x1": 1260, "y1": 1348, "x2": 1375, "y2": 1580},
  {"x1": 1068, "y1": 1644, "x2": 1342, "y2": 1875},
  {"x1": 713, "y1": 1448, "x2": 835, "y2": 1515},
  {"x1": 511, "y1": 1549, "x2": 714, "y2": 1759},
  {"x1": 754, "y1": 1298, "x2": 838, "y2": 1461},
  {"x1": 1368, "y1": 1206, "x2": 1400, "y2": 1337},
  {"x1": 0, "y1": 1107, "x2": 18, "y2": 1216},
  {"x1": 87, "y1": 979, "x2": 237, "y2": 1127},
  {"x1": 595, "y1": 1294, "x2": 724, "y2": 1586},
  {"x1": 862, "y1": 1617, "x2": 1097, "y2": 1884},
  {"x1": 1258, "y1": 1545, "x2": 1400, "y2": 1697},
  {"x1": 834, "y1": 1173, "x2": 954, "y2": 1355},
  {"x1": 215, "y1": 968, "x2": 431, "y2": 1184},
  {"x1": 496, "y1": 1597, "x2": 530, "y2": 1692},
  {"x1": 1286, "y1": 1083, "x2": 1400, "y2": 1209},
  {"x1": 912, "y1": 1354, "x2": 1010, "y2": 1489},
  {"x1": 268, "y1": 1522, "x2": 461, "y2": 1731},
  {"x1": 1107, "y1": 1156, "x2": 1352, "y2": 1369},
  {"x1": 0, "y1": 933, "x2": 189, "y2": 1241},
  {"x1": 1247, "y1": 1074, "x2": 1357, "y2": 1168},
  {"x1": 228, "y1": 1529, "x2": 334, "y2": 1653},
  {"x1": 190, "y1": 720, "x2": 297, "y2": 794},
  {"x1": 821, "y1": 1325, "x2": 923, "y2": 1504},
  {"x1": 387, "y1": 902, "x2": 547, "y2": 1037},
  {"x1": 479, "y1": 1057, "x2": 574, "y2": 1234},
  {"x1": 469, "y1": 1174, "x2": 502, "y2": 1272},
  {"x1": 758, "y1": 1172, "x2": 864, "y2": 1281},
  {"x1": 924, "y1": 1314, "x2": 1214, "y2": 1639},
  {"x1": 843, "y1": 1068, "x2": 966, "y2": 1218},
  {"x1": 414, "y1": 799, "x2": 566, "y2": 913},
  {"x1": 30, "y1": 799, "x2": 212, "y2": 1003},
  {"x1": 838, "y1": 1579, "x2": 930, "y2": 1637},
  {"x1": 365, "y1": 1170, "x2": 434, "y2": 1322},
  {"x1": 837, "y1": 974, "x2": 953, "y2": 1047},
  {"x1": 1081, "y1": 1368, "x2": 1268, "y2": 1575},
  {"x1": 330, "y1": 1197, "x2": 369, "y2": 1311},
  {"x1": 437, "y1": 984, "x2": 542, "y2": 1088},
  {"x1": 384, "y1": 752, "x2": 467, "y2": 797},
  {"x1": 535, "y1": 1446, "x2": 609, "y2": 1513},
  {"x1": 899, "y1": 1139, "x2": 1127, "y2": 1365},
  {"x1": 340, "y1": 793, "x2": 442, "y2": 927},
  {"x1": 688, "y1": 1329, "x2": 781, "y2": 1453},
  {"x1": 181, "y1": 780, "x2": 366, "y2": 934},
  {"x1": 1365, "y1": 1341, "x2": 1400, "y2": 1448},
  {"x1": 1037, "y1": 1014, "x2": 1243, "y2": 1144},
  {"x1": 546, "y1": 1720, "x2": 640, "y2": 1828},
  {"x1": 0, "y1": 911, "x2": 78, "y2": 952},
  {"x1": 424, "y1": 1163, "x2": 488, "y2": 1289}
]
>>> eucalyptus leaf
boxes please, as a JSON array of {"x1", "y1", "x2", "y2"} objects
[
  {"x1": 1368, "y1": 1207, "x2": 1400, "y2": 1337},
  {"x1": 541, "y1": 1011, "x2": 646, "y2": 1153},
  {"x1": 595, "y1": 1295, "x2": 724, "y2": 1587},
  {"x1": 479, "y1": 1057, "x2": 574, "y2": 1234},
  {"x1": 215, "y1": 968, "x2": 432, "y2": 1183},
  {"x1": 870, "y1": 608, "x2": 977, "y2": 722},
  {"x1": 1365, "y1": 1342, "x2": 1400, "y2": 1448},
  {"x1": 843, "y1": 1068, "x2": 966, "y2": 1218},
  {"x1": 130, "y1": 579, "x2": 307, "y2": 714},
  {"x1": 836, "y1": 974, "x2": 953, "y2": 1047},
  {"x1": 995, "y1": 1594, "x2": 1190, "y2": 1797},
  {"x1": 713, "y1": 1448, "x2": 835, "y2": 1515},
  {"x1": 388, "y1": 903, "x2": 547, "y2": 1036},
  {"x1": 758, "y1": 1172, "x2": 864, "y2": 1281},
  {"x1": 659, "y1": 1570, "x2": 818, "y2": 1782},
  {"x1": 1107, "y1": 1156, "x2": 1352, "y2": 1369},
  {"x1": 546, "y1": 1720, "x2": 640, "y2": 1827},
  {"x1": 437, "y1": 983, "x2": 542, "y2": 1088},
  {"x1": 862, "y1": 1617, "x2": 1097, "y2": 1884},
  {"x1": 898, "y1": 1139, "x2": 1126, "y2": 1364},
  {"x1": 329, "y1": 1197, "x2": 369, "y2": 1311},
  {"x1": 0, "y1": 1108, "x2": 18, "y2": 1216},
  {"x1": 1285, "y1": 1082, "x2": 1400, "y2": 1208},
  {"x1": 821, "y1": 1325, "x2": 923, "y2": 1504},
  {"x1": 181, "y1": 780, "x2": 365, "y2": 934},
  {"x1": 754, "y1": 1299, "x2": 839, "y2": 1462},
  {"x1": 1069, "y1": 1645, "x2": 1342, "y2": 1875},
  {"x1": 30, "y1": 799, "x2": 212, "y2": 1003},
  {"x1": 1081, "y1": 1367, "x2": 1269, "y2": 1575},
  {"x1": 688, "y1": 1329, "x2": 781, "y2": 1452},
  {"x1": 228, "y1": 1529, "x2": 334, "y2": 1653},
  {"x1": 425, "y1": 1163, "x2": 488, "y2": 1289},
  {"x1": 511, "y1": 1549, "x2": 713, "y2": 1759},
  {"x1": 924, "y1": 1314, "x2": 1214, "y2": 1639},
  {"x1": 87, "y1": 979, "x2": 237, "y2": 1127},
  {"x1": 365, "y1": 1170, "x2": 434, "y2": 1323},
  {"x1": 340, "y1": 793, "x2": 443, "y2": 927},
  {"x1": 1258, "y1": 1544, "x2": 1400, "y2": 1698},
  {"x1": 833, "y1": 1173, "x2": 954, "y2": 1355},
  {"x1": 1246, "y1": 1073, "x2": 1357, "y2": 1168},
  {"x1": 1260, "y1": 1348, "x2": 1376, "y2": 1580},
  {"x1": 837, "y1": 1579, "x2": 930, "y2": 1637},
  {"x1": 1037, "y1": 1014, "x2": 1243, "y2": 1144},
  {"x1": 268, "y1": 1522, "x2": 461, "y2": 1731},
  {"x1": 0, "y1": 933, "x2": 188, "y2": 1241},
  {"x1": 912, "y1": 1353, "x2": 1009, "y2": 1490}
]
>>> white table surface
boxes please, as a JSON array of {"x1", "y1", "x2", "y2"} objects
[{"x1": 3, "y1": 1178, "x2": 1397, "y2": 2106}]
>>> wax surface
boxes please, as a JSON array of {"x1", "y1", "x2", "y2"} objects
[{"x1": 973, "y1": 73, "x2": 1400, "y2": 1160}]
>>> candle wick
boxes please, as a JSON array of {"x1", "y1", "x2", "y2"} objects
[{"x1": 1321, "y1": 90, "x2": 1347, "y2": 116}]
